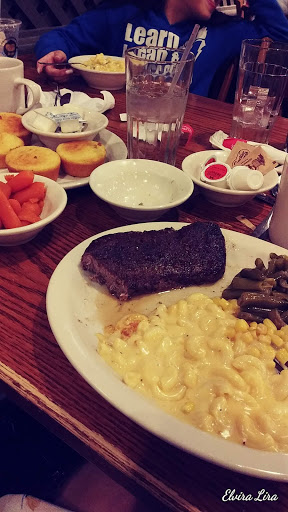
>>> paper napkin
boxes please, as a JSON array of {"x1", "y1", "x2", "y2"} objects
[{"x1": 28, "y1": 88, "x2": 115, "y2": 113}]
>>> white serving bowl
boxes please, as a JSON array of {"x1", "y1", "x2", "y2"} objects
[
  {"x1": 21, "y1": 105, "x2": 108, "y2": 151},
  {"x1": 0, "y1": 173, "x2": 67, "y2": 246},
  {"x1": 182, "y1": 150, "x2": 279, "y2": 207},
  {"x1": 89, "y1": 159, "x2": 194, "y2": 221},
  {"x1": 68, "y1": 55, "x2": 126, "y2": 90}
]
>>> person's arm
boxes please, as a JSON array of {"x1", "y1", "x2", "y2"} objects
[
  {"x1": 35, "y1": 9, "x2": 108, "y2": 61},
  {"x1": 34, "y1": 8, "x2": 109, "y2": 80},
  {"x1": 247, "y1": 0, "x2": 288, "y2": 41},
  {"x1": 35, "y1": 2, "x2": 139, "y2": 80}
]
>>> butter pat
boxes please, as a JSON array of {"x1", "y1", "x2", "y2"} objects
[
  {"x1": 60, "y1": 119, "x2": 81, "y2": 133},
  {"x1": 62, "y1": 105, "x2": 84, "y2": 118},
  {"x1": 32, "y1": 112, "x2": 57, "y2": 132}
]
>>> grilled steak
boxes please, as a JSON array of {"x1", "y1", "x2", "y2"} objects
[{"x1": 81, "y1": 222, "x2": 226, "y2": 301}]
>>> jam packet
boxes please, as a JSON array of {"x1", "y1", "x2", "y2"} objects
[
  {"x1": 226, "y1": 141, "x2": 255, "y2": 168},
  {"x1": 226, "y1": 141, "x2": 277, "y2": 174},
  {"x1": 240, "y1": 146, "x2": 277, "y2": 175}
]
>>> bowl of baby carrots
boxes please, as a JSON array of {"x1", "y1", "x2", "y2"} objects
[{"x1": 0, "y1": 169, "x2": 67, "y2": 245}]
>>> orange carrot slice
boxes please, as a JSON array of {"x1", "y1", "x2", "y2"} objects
[
  {"x1": 8, "y1": 170, "x2": 34, "y2": 193},
  {"x1": 4, "y1": 174, "x2": 14, "y2": 182},
  {"x1": 0, "y1": 188, "x2": 22, "y2": 228},
  {"x1": 12, "y1": 182, "x2": 46, "y2": 205},
  {"x1": 0, "y1": 181, "x2": 11, "y2": 199},
  {"x1": 21, "y1": 201, "x2": 41, "y2": 217},
  {"x1": 9, "y1": 198, "x2": 21, "y2": 215}
]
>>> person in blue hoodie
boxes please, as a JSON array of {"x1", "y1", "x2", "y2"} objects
[{"x1": 35, "y1": 0, "x2": 288, "y2": 97}]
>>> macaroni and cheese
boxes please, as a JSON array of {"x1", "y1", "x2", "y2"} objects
[
  {"x1": 98, "y1": 293, "x2": 288, "y2": 453},
  {"x1": 82, "y1": 53, "x2": 125, "y2": 72}
]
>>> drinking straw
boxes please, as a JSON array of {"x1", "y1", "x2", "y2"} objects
[{"x1": 167, "y1": 23, "x2": 200, "y2": 96}]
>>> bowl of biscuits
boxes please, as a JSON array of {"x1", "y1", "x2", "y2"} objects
[{"x1": 21, "y1": 105, "x2": 108, "y2": 151}]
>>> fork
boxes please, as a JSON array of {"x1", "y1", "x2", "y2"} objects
[
  {"x1": 53, "y1": 82, "x2": 62, "y2": 106},
  {"x1": 39, "y1": 61, "x2": 88, "y2": 67}
]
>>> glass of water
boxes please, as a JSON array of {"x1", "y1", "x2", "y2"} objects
[
  {"x1": 125, "y1": 46, "x2": 194, "y2": 165},
  {"x1": 230, "y1": 39, "x2": 288, "y2": 144}
]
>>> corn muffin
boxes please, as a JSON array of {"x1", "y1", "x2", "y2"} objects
[
  {"x1": 5, "y1": 146, "x2": 61, "y2": 181},
  {"x1": 56, "y1": 140, "x2": 106, "y2": 177},
  {"x1": 0, "y1": 132, "x2": 24, "y2": 168},
  {"x1": 0, "y1": 112, "x2": 32, "y2": 144}
]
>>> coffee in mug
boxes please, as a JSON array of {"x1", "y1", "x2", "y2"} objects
[{"x1": 0, "y1": 57, "x2": 41, "y2": 114}]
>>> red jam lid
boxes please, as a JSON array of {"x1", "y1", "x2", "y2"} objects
[
  {"x1": 222, "y1": 137, "x2": 247, "y2": 150},
  {"x1": 205, "y1": 157, "x2": 216, "y2": 166},
  {"x1": 204, "y1": 163, "x2": 228, "y2": 180}
]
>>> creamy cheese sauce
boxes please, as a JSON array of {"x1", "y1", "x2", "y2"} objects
[{"x1": 97, "y1": 293, "x2": 288, "y2": 452}]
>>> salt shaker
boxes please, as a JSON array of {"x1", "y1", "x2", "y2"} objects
[{"x1": 269, "y1": 154, "x2": 288, "y2": 248}]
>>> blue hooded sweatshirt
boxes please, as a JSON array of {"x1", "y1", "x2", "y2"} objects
[{"x1": 35, "y1": 0, "x2": 288, "y2": 97}]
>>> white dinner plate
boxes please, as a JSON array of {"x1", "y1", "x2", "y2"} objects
[
  {"x1": 46, "y1": 222, "x2": 288, "y2": 481},
  {"x1": 45, "y1": 129, "x2": 127, "y2": 189},
  {"x1": 0, "y1": 129, "x2": 127, "y2": 190}
]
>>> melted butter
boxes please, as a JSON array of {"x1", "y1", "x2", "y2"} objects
[{"x1": 94, "y1": 285, "x2": 223, "y2": 327}]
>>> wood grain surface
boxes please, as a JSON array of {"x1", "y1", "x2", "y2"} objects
[{"x1": 1, "y1": 54, "x2": 288, "y2": 512}]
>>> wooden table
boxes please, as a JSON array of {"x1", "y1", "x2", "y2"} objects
[{"x1": 1, "y1": 54, "x2": 288, "y2": 512}]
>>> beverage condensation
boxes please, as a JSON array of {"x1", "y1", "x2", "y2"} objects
[{"x1": 125, "y1": 46, "x2": 194, "y2": 165}]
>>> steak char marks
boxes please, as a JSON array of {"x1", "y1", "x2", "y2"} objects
[{"x1": 81, "y1": 222, "x2": 226, "y2": 301}]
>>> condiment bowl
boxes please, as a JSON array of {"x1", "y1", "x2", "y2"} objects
[
  {"x1": 68, "y1": 55, "x2": 126, "y2": 90},
  {"x1": 0, "y1": 173, "x2": 67, "y2": 246},
  {"x1": 182, "y1": 150, "x2": 279, "y2": 207},
  {"x1": 21, "y1": 105, "x2": 108, "y2": 151},
  {"x1": 89, "y1": 159, "x2": 194, "y2": 221}
]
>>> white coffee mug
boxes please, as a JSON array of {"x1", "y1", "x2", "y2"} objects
[{"x1": 0, "y1": 57, "x2": 41, "y2": 114}]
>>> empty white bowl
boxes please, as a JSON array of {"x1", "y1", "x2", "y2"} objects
[
  {"x1": 21, "y1": 105, "x2": 108, "y2": 151},
  {"x1": 69, "y1": 55, "x2": 126, "y2": 90},
  {"x1": 89, "y1": 159, "x2": 194, "y2": 221},
  {"x1": 0, "y1": 173, "x2": 67, "y2": 245},
  {"x1": 182, "y1": 150, "x2": 279, "y2": 207}
]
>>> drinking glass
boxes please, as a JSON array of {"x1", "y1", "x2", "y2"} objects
[
  {"x1": 0, "y1": 18, "x2": 22, "y2": 58},
  {"x1": 125, "y1": 46, "x2": 194, "y2": 165},
  {"x1": 269, "y1": 154, "x2": 288, "y2": 249},
  {"x1": 230, "y1": 39, "x2": 288, "y2": 144}
]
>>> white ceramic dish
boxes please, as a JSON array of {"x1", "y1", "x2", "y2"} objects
[
  {"x1": 31, "y1": 129, "x2": 127, "y2": 190},
  {"x1": 47, "y1": 222, "x2": 288, "y2": 481},
  {"x1": 21, "y1": 105, "x2": 108, "y2": 151},
  {"x1": 182, "y1": 150, "x2": 279, "y2": 207},
  {"x1": 68, "y1": 55, "x2": 126, "y2": 90},
  {"x1": 89, "y1": 159, "x2": 194, "y2": 221},
  {"x1": 0, "y1": 174, "x2": 67, "y2": 246}
]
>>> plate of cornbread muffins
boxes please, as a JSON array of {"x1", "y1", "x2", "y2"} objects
[{"x1": 0, "y1": 112, "x2": 127, "y2": 190}]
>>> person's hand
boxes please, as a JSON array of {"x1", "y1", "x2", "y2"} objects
[{"x1": 37, "y1": 50, "x2": 73, "y2": 82}]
